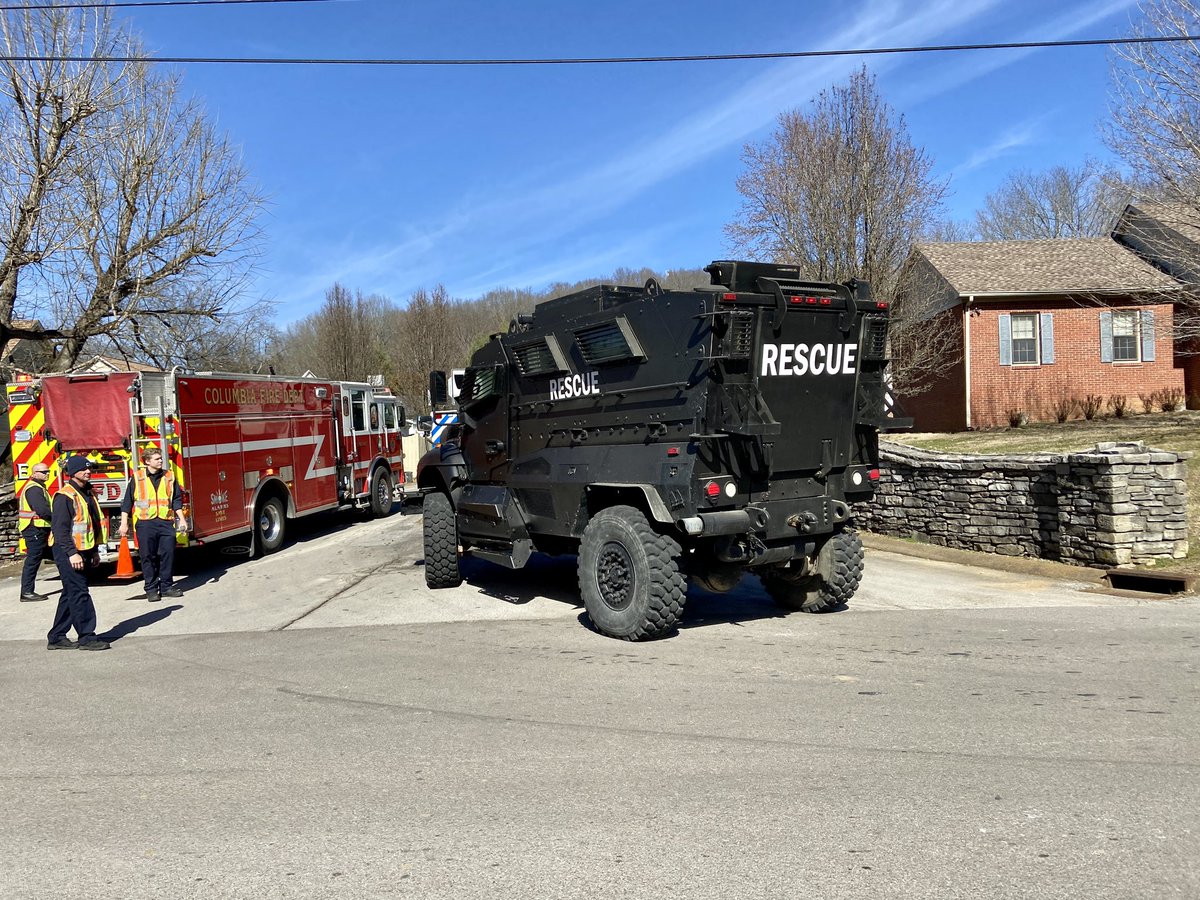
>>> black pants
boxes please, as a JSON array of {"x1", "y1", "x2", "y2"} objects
[
  {"x1": 49, "y1": 545, "x2": 96, "y2": 643},
  {"x1": 20, "y1": 526, "x2": 51, "y2": 595},
  {"x1": 135, "y1": 518, "x2": 177, "y2": 594}
]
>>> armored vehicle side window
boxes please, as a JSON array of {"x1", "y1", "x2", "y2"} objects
[
  {"x1": 573, "y1": 315, "x2": 645, "y2": 365},
  {"x1": 460, "y1": 366, "x2": 502, "y2": 407},
  {"x1": 512, "y1": 335, "x2": 569, "y2": 376}
]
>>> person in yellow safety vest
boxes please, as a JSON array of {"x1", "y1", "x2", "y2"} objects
[
  {"x1": 47, "y1": 456, "x2": 108, "y2": 650},
  {"x1": 18, "y1": 462, "x2": 53, "y2": 602},
  {"x1": 118, "y1": 446, "x2": 186, "y2": 604}
]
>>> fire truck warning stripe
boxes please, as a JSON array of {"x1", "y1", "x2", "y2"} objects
[{"x1": 11, "y1": 402, "x2": 41, "y2": 433}]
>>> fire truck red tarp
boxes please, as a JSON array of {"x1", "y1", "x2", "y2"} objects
[{"x1": 41, "y1": 372, "x2": 139, "y2": 450}]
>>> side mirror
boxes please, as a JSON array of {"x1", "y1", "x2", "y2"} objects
[
  {"x1": 416, "y1": 415, "x2": 434, "y2": 435},
  {"x1": 429, "y1": 371, "x2": 449, "y2": 408}
]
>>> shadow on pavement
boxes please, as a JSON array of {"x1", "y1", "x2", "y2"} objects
[{"x1": 98, "y1": 604, "x2": 183, "y2": 643}]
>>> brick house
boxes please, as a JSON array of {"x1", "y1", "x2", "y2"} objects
[
  {"x1": 899, "y1": 237, "x2": 1184, "y2": 432},
  {"x1": 1112, "y1": 201, "x2": 1200, "y2": 402}
]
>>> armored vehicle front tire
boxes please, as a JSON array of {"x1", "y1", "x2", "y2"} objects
[
  {"x1": 423, "y1": 491, "x2": 462, "y2": 588},
  {"x1": 761, "y1": 529, "x2": 863, "y2": 613},
  {"x1": 579, "y1": 506, "x2": 686, "y2": 641}
]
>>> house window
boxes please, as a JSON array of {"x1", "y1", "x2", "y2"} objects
[
  {"x1": 1112, "y1": 311, "x2": 1140, "y2": 362},
  {"x1": 1010, "y1": 313, "x2": 1039, "y2": 364}
]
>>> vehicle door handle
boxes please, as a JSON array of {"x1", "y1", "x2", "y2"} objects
[{"x1": 485, "y1": 439, "x2": 506, "y2": 456}]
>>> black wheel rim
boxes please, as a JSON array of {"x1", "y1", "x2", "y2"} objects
[{"x1": 597, "y1": 541, "x2": 635, "y2": 611}]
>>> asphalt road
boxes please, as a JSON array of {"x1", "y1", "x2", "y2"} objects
[{"x1": 1, "y1": 508, "x2": 1197, "y2": 899}]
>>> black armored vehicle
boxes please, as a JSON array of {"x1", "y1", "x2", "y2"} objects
[{"x1": 417, "y1": 260, "x2": 904, "y2": 640}]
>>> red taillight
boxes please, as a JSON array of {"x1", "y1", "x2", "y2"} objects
[
  {"x1": 820, "y1": 297, "x2": 832, "y2": 305},
  {"x1": 704, "y1": 481, "x2": 721, "y2": 498},
  {"x1": 721, "y1": 293, "x2": 738, "y2": 302},
  {"x1": 869, "y1": 469, "x2": 880, "y2": 481},
  {"x1": 876, "y1": 301, "x2": 889, "y2": 309},
  {"x1": 667, "y1": 447, "x2": 679, "y2": 457}
]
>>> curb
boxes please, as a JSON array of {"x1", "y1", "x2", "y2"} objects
[{"x1": 860, "y1": 532, "x2": 1110, "y2": 585}]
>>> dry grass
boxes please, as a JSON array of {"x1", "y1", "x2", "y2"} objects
[{"x1": 886, "y1": 410, "x2": 1200, "y2": 569}]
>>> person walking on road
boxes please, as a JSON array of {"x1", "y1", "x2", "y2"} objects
[
  {"x1": 18, "y1": 463, "x2": 53, "y2": 602},
  {"x1": 118, "y1": 447, "x2": 186, "y2": 603},
  {"x1": 48, "y1": 456, "x2": 109, "y2": 651}
]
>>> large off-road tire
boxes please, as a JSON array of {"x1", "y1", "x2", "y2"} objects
[
  {"x1": 579, "y1": 505, "x2": 686, "y2": 641},
  {"x1": 762, "y1": 529, "x2": 863, "y2": 613},
  {"x1": 369, "y1": 467, "x2": 394, "y2": 518},
  {"x1": 423, "y1": 491, "x2": 462, "y2": 588},
  {"x1": 256, "y1": 496, "x2": 287, "y2": 555}
]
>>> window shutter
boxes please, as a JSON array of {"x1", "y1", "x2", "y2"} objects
[
  {"x1": 1141, "y1": 309, "x2": 1156, "y2": 362},
  {"x1": 998, "y1": 314, "x2": 1012, "y2": 366},
  {"x1": 1040, "y1": 312, "x2": 1055, "y2": 365},
  {"x1": 1099, "y1": 311, "x2": 1113, "y2": 363}
]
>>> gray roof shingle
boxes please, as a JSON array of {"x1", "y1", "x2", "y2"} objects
[{"x1": 915, "y1": 237, "x2": 1180, "y2": 296}]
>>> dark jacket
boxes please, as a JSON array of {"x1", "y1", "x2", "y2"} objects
[{"x1": 51, "y1": 480, "x2": 104, "y2": 553}]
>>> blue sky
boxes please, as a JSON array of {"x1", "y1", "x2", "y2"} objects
[{"x1": 120, "y1": 0, "x2": 1144, "y2": 323}]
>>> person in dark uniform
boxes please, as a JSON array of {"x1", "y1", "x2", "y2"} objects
[
  {"x1": 48, "y1": 456, "x2": 109, "y2": 651},
  {"x1": 118, "y1": 447, "x2": 185, "y2": 603},
  {"x1": 18, "y1": 463, "x2": 53, "y2": 602}
]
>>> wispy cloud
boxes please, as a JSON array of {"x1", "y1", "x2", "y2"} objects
[
  {"x1": 271, "y1": 0, "x2": 1139, "y2": 316},
  {"x1": 949, "y1": 114, "x2": 1051, "y2": 177}
]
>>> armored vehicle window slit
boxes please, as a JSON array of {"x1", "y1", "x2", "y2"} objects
[
  {"x1": 512, "y1": 335, "x2": 569, "y2": 377},
  {"x1": 461, "y1": 366, "x2": 501, "y2": 406},
  {"x1": 573, "y1": 315, "x2": 645, "y2": 366}
]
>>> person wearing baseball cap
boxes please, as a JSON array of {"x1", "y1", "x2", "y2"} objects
[{"x1": 47, "y1": 456, "x2": 109, "y2": 651}]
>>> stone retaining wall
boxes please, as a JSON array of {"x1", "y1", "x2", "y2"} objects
[{"x1": 855, "y1": 441, "x2": 1190, "y2": 567}]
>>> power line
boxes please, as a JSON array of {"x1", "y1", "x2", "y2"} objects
[
  {"x1": 0, "y1": 33, "x2": 1194, "y2": 66},
  {"x1": 0, "y1": 0, "x2": 333, "y2": 10}
]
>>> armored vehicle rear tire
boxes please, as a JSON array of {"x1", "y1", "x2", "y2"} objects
[
  {"x1": 579, "y1": 506, "x2": 686, "y2": 641},
  {"x1": 423, "y1": 491, "x2": 462, "y2": 588},
  {"x1": 761, "y1": 529, "x2": 863, "y2": 613}
]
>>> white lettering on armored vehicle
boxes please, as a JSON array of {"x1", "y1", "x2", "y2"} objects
[
  {"x1": 760, "y1": 343, "x2": 858, "y2": 376},
  {"x1": 550, "y1": 371, "x2": 601, "y2": 400}
]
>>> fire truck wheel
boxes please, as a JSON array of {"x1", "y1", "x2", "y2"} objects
[
  {"x1": 369, "y1": 468, "x2": 394, "y2": 518},
  {"x1": 423, "y1": 491, "x2": 462, "y2": 588},
  {"x1": 256, "y1": 496, "x2": 287, "y2": 555},
  {"x1": 578, "y1": 505, "x2": 686, "y2": 641},
  {"x1": 761, "y1": 529, "x2": 863, "y2": 613}
]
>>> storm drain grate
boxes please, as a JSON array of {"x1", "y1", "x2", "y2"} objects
[{"x1": 1104, "y1": 569, "x2": 1195, "y2": 595}]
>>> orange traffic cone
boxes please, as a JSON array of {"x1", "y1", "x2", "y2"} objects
[{"x1": 109, "y1": 535, "x2": 140, "y2": 581}]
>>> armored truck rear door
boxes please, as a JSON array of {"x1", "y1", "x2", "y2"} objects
[{"x1": 754, "y1": 301, "x2": 860, "y2": 474}]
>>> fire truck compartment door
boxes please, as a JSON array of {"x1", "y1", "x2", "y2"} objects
[{"x1": 42, "y1": 373, "x2": 138, "y2": 449}]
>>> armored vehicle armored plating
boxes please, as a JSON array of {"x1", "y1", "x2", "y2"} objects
[{"x1": 417, "y1": 260, "x2": 905, "y2": 640}]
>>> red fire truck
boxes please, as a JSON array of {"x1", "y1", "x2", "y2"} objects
[{"x1": 6, "y1": 369, "x2": 406, "y2": 559}]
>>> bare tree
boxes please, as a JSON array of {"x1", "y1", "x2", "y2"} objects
[
  {"x1": 306, "y1": 283, "x2": 389, "y2": 381},
  {"x1": 975, "y1": 159, "x2": 1130, "y2": 240},
  {"x1": 725, "y1": 66, "x2": 950, "y2": 393},
  {"x1": 0, "y1": 8, "x2": 133, "y2": 354},
  {"x1": 1107, "y1": 1, "x2": 1200, "y2": 209},
  {"x1": 0, "y1": 8, "x2": 266, "y2": 371}
]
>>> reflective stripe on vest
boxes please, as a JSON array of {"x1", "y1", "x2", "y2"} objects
[
  {"x1": 133, "y1": 468, "x2": 174, "y2": 522},
  {"x1": 18, "y1": 482, "x2": 50, "y2": 531},
  {"x1": 50, "y1": 483, "x2": 96, "y2": 551}
]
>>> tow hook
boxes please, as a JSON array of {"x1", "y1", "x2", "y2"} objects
[{"x1": 788, "y1": 511, "x2": 819, "y2": 533}]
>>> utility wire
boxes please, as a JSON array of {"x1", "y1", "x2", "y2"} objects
[
  {"x1": 0, "y1": 33, "x2": 1195, "y2": 66},
  {"x1": 0, "y1": 0, "x2": 333, "y2": 9}
]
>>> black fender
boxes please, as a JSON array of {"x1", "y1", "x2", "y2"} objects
[{"x1": 416, "y1": 441, "x2": 468, "y2": 499}]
